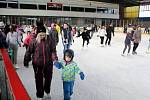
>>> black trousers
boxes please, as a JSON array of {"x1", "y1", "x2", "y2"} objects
[
  {"x1": 33, "y1": 64, "x2": 53, "y2": 98},
  {"x1": 82, "y1": 39, "x2": 89, "y2": 47},
  {"x1": 100, "y1": 36, "x2": 104, "y2": 44},
  {"x1": 133, "y1": 43, "x2": 139, "y2": 52},
  {"x1": 105, "y1": 36, "x2": 111, "y2": 45}
]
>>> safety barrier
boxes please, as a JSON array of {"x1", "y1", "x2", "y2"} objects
[{"x1": 0, "y1": 49, "x2": 30, "y2": 100}]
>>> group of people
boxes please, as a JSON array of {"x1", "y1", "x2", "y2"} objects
[
  {"x1": 97, "y1": 24, "x2": 114, "y2": 47},
  {"x1": 0, "y1": 22, "x2": 24, "y2": 68},
  {"x1": 1, "y1": 20, "x2": 150, "y2": 100},
  {"x1": 122, "y1": 25, "x2": 142, "y2": 56},
  {"x1": 0, "y1": 21, "x2": 85, "y2": 100},
  {"x1": 23, "y1": 22, "x2": 149, "y2": 100},
  {"x1": 23, "y1": 21, "x2": 85, "y2": 100},
  {"x1": 97, "y1": 24, "x2": 149, "y2": 55},
  {"x1": 76, "y1": 24, "x2": 115, "y2": 48}
]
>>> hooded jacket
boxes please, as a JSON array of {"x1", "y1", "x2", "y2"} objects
[{"x1": 24, "y1": 32, "x2": 58, "y2": 71}]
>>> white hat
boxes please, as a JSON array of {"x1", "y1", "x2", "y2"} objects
[{"x1": 0, "y1": 22, "x2": 5, "y2": 28}]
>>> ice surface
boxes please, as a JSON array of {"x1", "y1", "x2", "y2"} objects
[{"x1": 17, "y1": 32, "x2": 150, "y2": 100}]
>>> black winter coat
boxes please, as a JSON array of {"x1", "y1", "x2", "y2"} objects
[{"x1": 0, "y1": 31, "x2": 8, "y2": 49}]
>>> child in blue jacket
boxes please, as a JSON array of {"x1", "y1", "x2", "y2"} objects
[
  {"x1": 121, "y1": 32, "x2": 132, "y2": 56},
  {"x1": 54, "y1": 49, "x2": 85, "y2": 100}
]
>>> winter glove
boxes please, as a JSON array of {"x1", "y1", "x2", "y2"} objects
[
  {"x1": 64, "y1": 40, "x2": 66, "y2": 43},
  {"x1": 54, "y1": 61, "x2": 63, "y2": 69},
  {"x1": 79, "y1": 72, "x2": 85, "y2": 80},
  {"x1": 24, "y1": 62, "x2": 29, "y2": 68}
]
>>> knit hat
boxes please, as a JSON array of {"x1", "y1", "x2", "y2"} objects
[
  {"x1": 37, "y1": 26, "x2": 46, "y2": 33},
  {"x1": 64, "y1": 49, "x2": 74, "y2": 61},
  {"x1": 36, "y1": 20, "x2": 46, "y2": 34}
]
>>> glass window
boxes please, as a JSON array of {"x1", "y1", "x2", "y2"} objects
[
  {"x1": 0, "y1": 2, "x2": 7, "y2": 8},
  {"x1": 63, "y1": 6, "x2": 70, "y2": 11},
  {"x1": 85, "y1": 8, "x2": 96, "y2": 13},
  {"x1": 6, "y1": 0, "x2": 18, "y2": 2},
  {"x1": 97, "y1": 8, "x2": 105, "y2": 13},
  {"x1": 8, "y1": 3, "x2": 18, "y2": 8},
  {"x1": 108, "y1": 9, "x2": 111, "y2": 14},
  {"x1": 20, "y1": 4, "x2": 37, "y2": 9},
  {"x1": 38, "y1": 5, "x2": 46, "y2": 10},
  {"x1": 71, "y1": 7, "x2": 84, "y2": 12},
  {"x1": 12, "y1": 16, "x2": 16, "y2": 24},
  {"x1": 97, "y1": 8, "x2": 108, "y2": 14},
  {"x1": 47, "y1": 6, "x2": 62, "y2": 10},
  {"x1": 85, "y1": 18, "x2": 94, "y2": 24},
  {"x1": 114, "y1": 9, "x2": 119, "y2": 14}
]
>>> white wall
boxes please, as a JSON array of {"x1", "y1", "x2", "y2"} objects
[
  {"x1": 0, "y1": 8, "x2": 119, "y2": 19},
  {"x1": 139, "y1": 5, "x2": 150, "y2": 17}
]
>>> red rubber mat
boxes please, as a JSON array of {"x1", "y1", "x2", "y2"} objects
[{"x1": 0, "y1": 49, "x2": 30, "y2": 100}]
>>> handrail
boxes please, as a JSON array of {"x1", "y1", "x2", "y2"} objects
[{"x1": 0, "y1": 49, "x2": 30, "y2": 100}]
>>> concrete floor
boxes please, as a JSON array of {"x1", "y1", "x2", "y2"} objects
[{"x1": 16, "y1": 32, "x2": 150, "y2": 100}]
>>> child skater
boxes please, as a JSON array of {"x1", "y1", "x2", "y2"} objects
[
  {"x1": 77, "y1": 27, "x2": 90, "y2": 47},
  {"x1": 98, "y1": 25, "x2": 106, "y2": 47},
  {"x1": 54, "y1": 49, "x2": 85, "y2": 100},
  {"x1": 121, "y1": 31, "x2": 132, "y2": 56}
]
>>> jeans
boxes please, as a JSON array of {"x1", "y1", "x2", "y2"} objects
[
  {"x1": 64, "y1": 43, "x2": 71, "y2": 52},
  {"x1": 63, "y1": 81, "x2": 74, "y2": 100}
]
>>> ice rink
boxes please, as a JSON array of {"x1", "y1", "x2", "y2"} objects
[{"x1": 17, "y1": 32, "x2": 150, "y2": 100}]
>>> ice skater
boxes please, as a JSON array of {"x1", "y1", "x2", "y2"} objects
[
  {"x1": 105, "y1": 24, "x2": 113, "y2": 46},
  {"x1": 132, "y1": 26, "x2": 141, "y2": 55},
  {"x1": 121, "y1": 32, "x2": 132, "y2": 56},
  {"x1": 98, "y1": 26, "x2": 106, "y2": 47},
  {"x1": 77, "y1": 27, "x2": 90, "y2": 47},
  {"x1": 54, "y1": 49, "x2": 85, "y2": 100},
  {"x1": 61, "y1": 23, "x2": 73, "y2": 52}
]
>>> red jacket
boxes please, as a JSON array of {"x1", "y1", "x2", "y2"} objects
[{"x1": 24, "y1": 35, "x2": 31, "y2": 45}]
